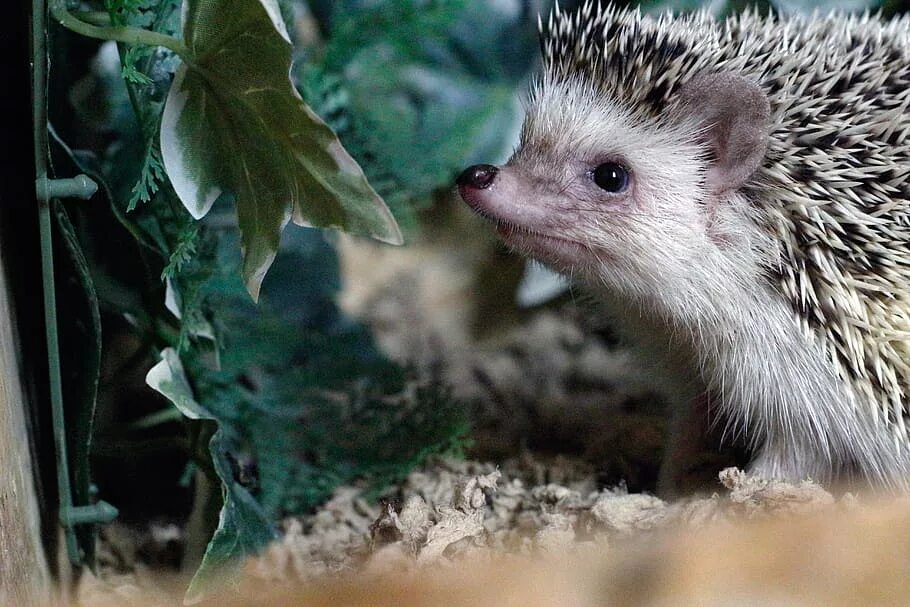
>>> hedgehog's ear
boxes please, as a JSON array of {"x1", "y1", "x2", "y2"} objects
[{"x1": 675, "y1": 72, "x2": 770, "y2": 194}]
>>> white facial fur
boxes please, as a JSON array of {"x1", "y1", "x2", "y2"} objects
[{"x1": 499, "y1": 75, "x2": 766, "y2": 305}]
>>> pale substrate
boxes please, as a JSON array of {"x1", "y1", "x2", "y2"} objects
[
  {"x1": 79, "y1": 456, "x2": 843, "y2": 605},
  {"x1": 245, "y1": 458, "x2": 836, "y2": 584}
]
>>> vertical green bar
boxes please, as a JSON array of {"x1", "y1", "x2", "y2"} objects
[{"x1": 31, "y1": 0, "x2": 80, "y2": 565}]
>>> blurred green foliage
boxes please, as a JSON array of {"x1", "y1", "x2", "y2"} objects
[
  {"x1": 299, "y1": 0, "x2": 539, "y2": 233},
  {"x1": 54, "y1": 0, "x2": 512, "y2": 582}
]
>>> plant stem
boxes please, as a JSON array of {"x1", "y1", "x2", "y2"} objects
[
  {"x1": 49, "y1": 0, "x2": 188, "y2": 57},
  {"x1": 75, "y1": 11, "x2": 111, "y2": 26}
]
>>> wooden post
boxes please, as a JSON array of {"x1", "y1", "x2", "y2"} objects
[
  {"x1": 0, "y1": 1, "x2": 54, "y2": 602},
  {"x1": 0, "y1": 245, "x2": 52, "y2": 605}
]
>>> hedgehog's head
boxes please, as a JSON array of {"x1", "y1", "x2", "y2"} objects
[{"x1": 457, "y1": 69, "x2": 771, "y2": 301}]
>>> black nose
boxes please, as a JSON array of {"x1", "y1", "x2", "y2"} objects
[{"x1": 456, "y1": 164, "x2": 498, "y2": 189}]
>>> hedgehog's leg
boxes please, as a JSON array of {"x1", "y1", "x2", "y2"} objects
[
  {"x1": 749, "y1": 411, "x2": 910, "y2": 490},
  {"x1": 747, "y1": 431, "x2": 834, "y2": 485},
  {"x1": 746, "y1": 442, "x2": 799, "y2": 482}
]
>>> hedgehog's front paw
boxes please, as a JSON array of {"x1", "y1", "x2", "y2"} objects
[{"x1": 747, "y1": 446, "x2": 828, "y2": 486}]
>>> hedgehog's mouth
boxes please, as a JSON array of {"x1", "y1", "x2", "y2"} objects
[
  {"x1": 458, "y1": 184, "x2": 594, "y2": 264},
  {"x1": 494, "y1": 220, "x2": 592, "y2": 265}
]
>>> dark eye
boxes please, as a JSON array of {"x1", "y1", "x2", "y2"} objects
[{"x1": 592, "y1": 162, "x2": 629, "y2": 193}]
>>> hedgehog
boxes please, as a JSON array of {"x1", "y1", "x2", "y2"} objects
[{"x1": 457, "y1": 2, "x2": 910, "y2": 493}]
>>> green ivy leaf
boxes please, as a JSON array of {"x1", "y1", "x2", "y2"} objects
[
  {"x1": 146, "y1": 348, "x2": 275, "y2": 602},
  {"x1": 160, "y1": 0, "x2": 402, "y2": 301}
]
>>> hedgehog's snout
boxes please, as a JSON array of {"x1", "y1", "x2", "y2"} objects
[{"x1": 456, "y1": 164, "x2": 498, "y2": 190}]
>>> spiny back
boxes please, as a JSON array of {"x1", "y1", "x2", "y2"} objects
[{"x1": 540, "y1": 2, "x2": 910, "y2": 443}]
